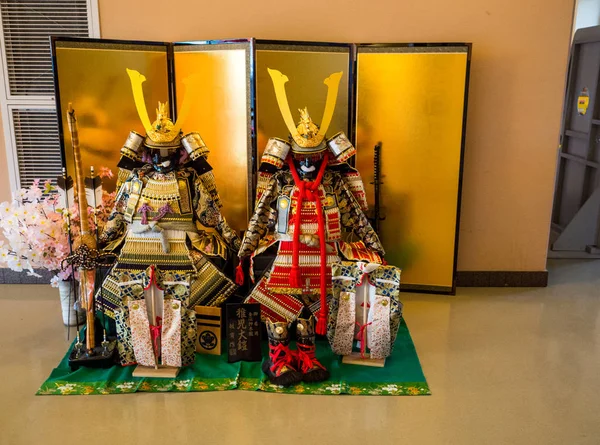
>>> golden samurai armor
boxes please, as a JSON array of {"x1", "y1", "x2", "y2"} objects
[{"x1": 98, "y1": 69, "x2": 239, "y2": 366}]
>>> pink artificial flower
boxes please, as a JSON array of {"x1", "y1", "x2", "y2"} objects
[{"x1": 99, "y1": 167, "x2": 114, "y2": 179}]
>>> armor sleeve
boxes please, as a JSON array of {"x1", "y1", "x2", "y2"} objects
[
  {"x1": 193, "y1": 172, "x2": 241, "y2": 252},
  {"x1": 342, "y1": 168, "x2": 369, "y2": 212},
  {"x1": 197, "y1": 170, "x2": 223, "y2": 209},
  {"x1": 336, "y1": 175, "x2": 385, "y2": 255},
  {"x1": 238, "y1": 174, "x2": 279, "y2": 258},
  {"x1": 99, "y1": 177, "x2": 130, "y2": 246},
  {"x1": 328, "y1": 162, "x2": 369, "y2": 213},
  {"x1": 216, "y1": 218, "x2": 241, "y2": 252}
]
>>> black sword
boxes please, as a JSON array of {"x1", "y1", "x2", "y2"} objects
[{"x1": 371, "y1": 142, "x2": 386, "y2": 234}]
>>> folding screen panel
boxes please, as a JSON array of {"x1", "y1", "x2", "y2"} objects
[
  {"x1": 52, "y1": 38, "x2": 170, "y2": 191},
  {"x1": 172, "y1": 41, "x2": 253, "y2": 232},
  {"x1": 52, "y1": 38, "x2": 471, "y2": 295},
  {"x1": 254, "y1": 41, "x2": 352, "y2": 164},
  {"x1": 355, "y1": 44, "x2": 470, "y2": 293}
]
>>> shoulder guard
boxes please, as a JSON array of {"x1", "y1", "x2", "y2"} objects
[
  {"x1": 259, "y1": 138, "x2": 290, "y2": 174},
  {"x1": 120, "y1": 131, "x2": 144, "y2": 161},
  {"x1": 182, "y1": 133, "x2": 212, "y2": 175},
  {"x1": 182, "y1": 132, "x2": 209, "y2": 160},
  {"x1": 327, "y1": 132, "x2": 355, "y2": 163},
  {"x1": 116, "y1": 131, "x2": 145, "y2": 185}
]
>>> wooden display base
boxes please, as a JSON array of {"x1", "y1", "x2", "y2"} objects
[
  {"x1": 132, "y1": 365, "x2": 180, "y2": 378},
  {"x1": 342, "y1": 352, "x2": 386, "y2": 368}
]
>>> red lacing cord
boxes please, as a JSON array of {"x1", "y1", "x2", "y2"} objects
[
  {"x1": 287, "y1": 153, "x2": 330, "y2": 335},
  {"x1": 149, "y1": 316, "x2": 162, "y2": 360},
  {"x1": 296, "y1": 342, "x2": 326, "y2": 373},
  {"x1": 268, "y1": 342, "x2": 297, "y2": 376},
  {"x1": 355, "y1": 321, "x2": 373, "y2": 359}
]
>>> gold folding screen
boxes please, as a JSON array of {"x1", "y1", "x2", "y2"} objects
[
  {"x1": 53, "y1": 39, "x2": 170, "y2": 191},
  {"x1": 173, "y1": 43, "x2": 252, "y2": 232},
  {"x1": 52, "y1": 38, "x2": 470, "y2": 294},
  {"x1": 355, "y1": 45, "x2": 470, "y2": 292}
]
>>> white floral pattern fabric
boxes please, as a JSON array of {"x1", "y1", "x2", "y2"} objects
[
  {"x1": 161, "y1": 300, "x2": 182, "y2": 367},
  {"x1": 368, "y1": 295, "x2": 391, "y2": 359},
  {"x1": 331, "y1": 291, "x2": 356, "y2": 355},
  {"x1": 128, "y1": 299, "x2": 156, "y2": 367}
]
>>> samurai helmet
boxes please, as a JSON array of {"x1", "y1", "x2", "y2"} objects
[
  {"x1": 126, "y1": 68, "x2": 198, "y2": 150},
  {"x1": 268, "y1": 68, "x2": 343, "y2": 154}
]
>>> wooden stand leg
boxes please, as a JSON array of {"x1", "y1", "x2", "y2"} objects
[
  {"x1": 132, "y1": 365, "x2": 180, "y2": 378},
  {"x1": 342, "y1": 353, "x2": 386, "y2": 368}
]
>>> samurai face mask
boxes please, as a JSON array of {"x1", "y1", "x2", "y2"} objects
[{"x1": 151, "y1": 150, "x2": 179, "y2": 173}]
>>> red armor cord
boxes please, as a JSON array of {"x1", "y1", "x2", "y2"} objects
[
  {"x1": 268, "y1": 342, "x2": 297, "y2": 376},
  {"x1": 286, "y1": 153, "x2": 330, "y2": 335},
  {"x1": 296, "y1": 342, "x2": 326, "y2": 373}
]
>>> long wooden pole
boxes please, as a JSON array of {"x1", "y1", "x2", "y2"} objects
[{"x1": 66, "y1": 103, "x2": 97, "y2": 353}]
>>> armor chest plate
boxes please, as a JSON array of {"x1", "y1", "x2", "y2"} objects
[
  {"x1": 136, "y1": 173, "x2": 193, "y2": 218},
  {"x1": 285, "y1": 184, "x2": 341, "y2": 242}
]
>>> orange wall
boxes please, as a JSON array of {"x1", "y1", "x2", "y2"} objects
[{"x1": 0, "y1": 0, "x2": 575, "y2": 271}]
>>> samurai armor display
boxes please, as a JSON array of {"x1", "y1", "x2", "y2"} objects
[
  {"x1": 238, "y1": 69, "x2": 384, "y2": 338},
  {"x1": 98, "y1": 70, "x2": 239, "y2": 322},
  {"x1": 97, "y1": 69, "x2": 240, "y2": 366}
]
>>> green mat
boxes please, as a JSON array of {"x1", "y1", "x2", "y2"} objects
[{"x1": 37, "y1": 319, "x2": 429, "y2": 396}]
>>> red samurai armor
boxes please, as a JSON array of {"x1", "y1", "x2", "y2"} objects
[{"x1": 237, "y1": 69, "x2": 384, "y2": 335}]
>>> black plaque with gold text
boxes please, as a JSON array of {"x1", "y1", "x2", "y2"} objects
[{"x1": 226, "y1": 303, "x2": 261, "y2": 363}]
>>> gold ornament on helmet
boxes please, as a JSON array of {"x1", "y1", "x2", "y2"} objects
[
  {"x1": 126, "y1": 68, "x2": 199, "y2": 149},
  {"x1": 267, "y1": 68, "x2": 343, "y2": 152}
]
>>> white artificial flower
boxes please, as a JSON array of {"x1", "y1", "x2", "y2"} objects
[
  {"x1": 50, "y1": 276, "x2": 60, "y2": 288},
  {"x1": 7, "y1": 257, "x2": 23, "y2": 272},
  {"x1": 0, "y1": 216, "x2": 17, "y2": 230},
  {"x1": 6, "y1": 234, "x2": 23, "y2": 252},
  {"x1": 0, "y1": 202, "x2": 11, "y2": 218},
  {"x1": 12, "y1": 189, "x2": 26, "y2": 202},
  {"x1": 0, "y1": 248, "x2": 11, "y2": 264}
]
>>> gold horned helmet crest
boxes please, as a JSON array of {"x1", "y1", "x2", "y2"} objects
[
  {"x1": 268, "y1": 68, "x2": 343, "y2": 153},
  {"x1": 126, "y1": 68, "x2": 198, "y2": 149}
]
